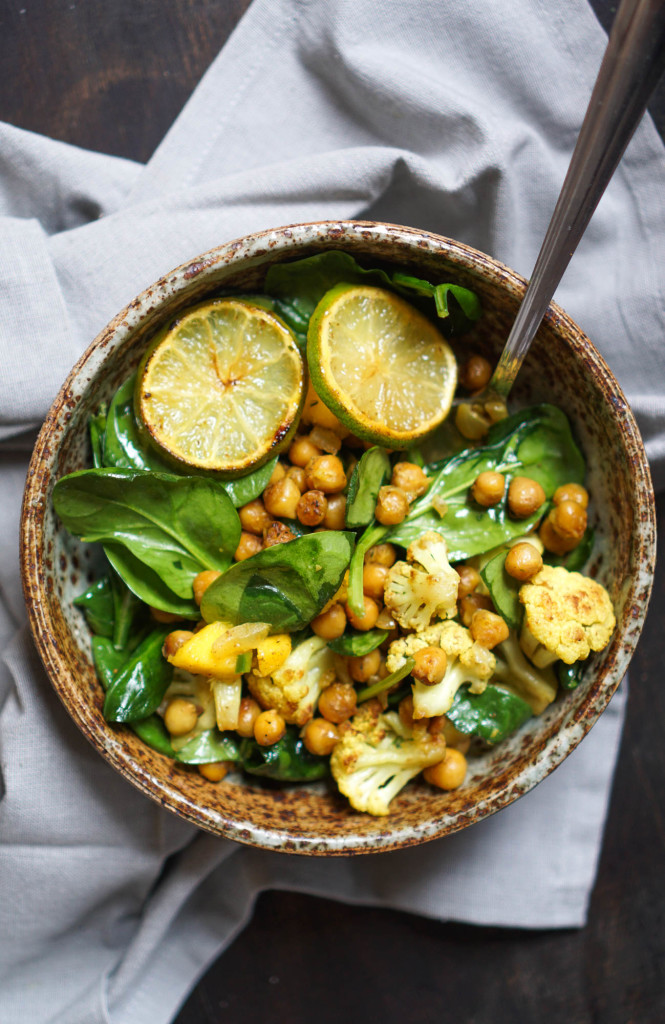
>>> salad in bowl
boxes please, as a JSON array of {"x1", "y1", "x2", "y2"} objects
[{"x1": 21, "y1": 222, "x2": 654, "y2": 850}]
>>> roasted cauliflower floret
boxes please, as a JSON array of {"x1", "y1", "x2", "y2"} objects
[
  {"x1": 519, "y1": 565, "x2": 616, "y2": 666},
  {"x1": 493, "y1": 629, "x2": 558, "y2": 715},
  {"x1": 387, "y1": 620, "x2": 495, "y2": 720},
  {"x1": 383, "y1": 531, "x2": 459, "y2": 630},
  {"x1": 330, "y1": 700, "x2": 446, "y2": 816},
  {"x1": 247, "y1": 635, "x2": 336, "y2": 726}
]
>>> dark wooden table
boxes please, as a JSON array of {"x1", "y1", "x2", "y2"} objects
[{"x1": 2, "y1": 2, "x2": 662, "y2": 1021}]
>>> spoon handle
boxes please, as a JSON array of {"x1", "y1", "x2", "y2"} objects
[{"x1": 490, "y1": 0, "x2": 665, "y2": 399}]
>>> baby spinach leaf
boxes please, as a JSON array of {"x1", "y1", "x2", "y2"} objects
[
  {"x1": 53, "y1": 468, "x2": 241, "y2": 601},
  {"x1": 103, "y1": 627, "x2": 173, "y2": 722},
  {"x1": 221, "y1": 458, "x2": 278, "y2": 508},
  {"x1": 103, "y1": 374, "x2": 173, "y2": 473},
  {"x1": 546, "y1": 528, "x2": 595, "y2": 572},
  {"x1": 75, "y1": 578, "x2": 115, "y2": 638},
  {"x1": 392, "y1": 273, "x2": 482, "y2": 333},
  {"x1": 175, "y1": 729, "x2": 241, "y2": 765},
  {"x1": 480, "y1": 550, "x2": 523, "y2": 630},
  {"x1": 446, "y1": 684, "x2": 533, "y2": 745},
  {"x1": 557, "y1": 661, "x2": 584, "y2": 691},
  {"x1": 104, "y1": 543, "x2": 199, "y2": 618},
  {"x1": 486, "y1": 404, "x2": 585, "y2": 496},
  {"x1": 201, "y1": 531, "x2": 354, "y2": 632},
  {"x1": 89, "y1": 410, "x2": 107, "y2": 469},
  {"x1": 92, "y1": 636, "x2": 127, "y2": 690},
  {"x1": 327, "y1": 628, "x2": 389, "y2": 656},
  {"x1": 131, "y1": 715, "x2": 175, "y2": 757},
  {"x1": 110, "y1": 570, "x2": 148, "y2": 651},
  {"x1": 240, "y1": 730, "x2": 329, "y2": 781},
  {"x1": 345, "y1": 447, "x2": 391, "y2": 528}
]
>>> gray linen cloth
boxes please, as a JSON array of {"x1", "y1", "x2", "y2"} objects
[{"x1": 0, "y1": 1, "x2": 663, "y2": 1021}]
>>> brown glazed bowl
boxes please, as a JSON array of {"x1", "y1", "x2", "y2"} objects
[{"x1": 20, "y1": 221, "x2": 656, "y2": 854}]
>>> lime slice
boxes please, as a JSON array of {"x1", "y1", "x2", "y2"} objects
[
  {"x1": 307, "y1": 284, "x2": 457, "y2": 446},
  {"x1": 136, "y1": 300, "x2": 305, "y2": 476}
]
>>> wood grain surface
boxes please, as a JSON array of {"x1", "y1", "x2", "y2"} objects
[{"x1": 1, "y1": 2, "x2": 662, "y2": 1022}]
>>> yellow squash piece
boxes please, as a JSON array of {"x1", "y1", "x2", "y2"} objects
[{"x1": 167, "y1": 621, "x2": 270, "y2": 677}]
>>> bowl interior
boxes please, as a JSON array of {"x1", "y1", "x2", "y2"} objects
[{"x1": 20, "y1": 222, "x2": 656, "y2": 854}]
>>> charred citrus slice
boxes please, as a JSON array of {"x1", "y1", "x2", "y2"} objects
[
  {"x1": 136, "y1": 300, "x2": 305, "y2": 476},
  {"x1": 307, "y1": 284, "x2": 457, "y2": 447}
]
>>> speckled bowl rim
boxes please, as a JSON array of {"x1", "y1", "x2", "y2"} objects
[{"x1": 20, "y1": 220, "x2": 656, "y2": 854}]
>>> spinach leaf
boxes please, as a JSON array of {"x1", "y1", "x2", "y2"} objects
[
  {"x1": 89, "y1": 410, "x2": 107, "y2": 468},
  {"x1": 201, "y1": 531, "x2": 354, "y2": 632},
  {"x1": 485, "y1": 404, "x2": 585, "y2": 496},
  {"x1": 546, "y1": 528, "x2": 595, "y2": 572},
  {"x1": 557, "y1": 661, "x2": 584, "y2": 691},
  {"x1": 103, "y1": 374, "x2": 173, "y2": 472},
  {"x1": 110, "y1": 570, "x2": 148, "y2": 650},
  {"x1": 75, "y1": 578, "x2": 115, "y2": 638},
  {"x1": 53, "y1": 468, "x2": 241, "y2": 603},
  {"x1": 327, "y1": 628, "x2": 389, "y2": 656},
  {"x1": 480, "y1": 550, "x2": 523, "y2": 630},
  {"x1": 345, "y1": 447, "x2": 391, "y2": 528},
  {"x1": 92, "y1": 636, "x2": 127, "y2": 689},
  {"x1": 446, "y1": 684, "x2": 533, "y2": 745},
  {"x1": 175, "y1": 729, "x2": 242, "y2": 765},
  {"x1": 240, "y1": 729, "x2": 328, "y2": 781},
  {"x1": 264, "y1": 251, "x2": 481, "y2": 337},
  {"x1": 221, "y1": 458, "x2": 279, "y2": 508},
  {"x1": 104, "y1": 543, "x2": 199, "y2": 618},
  {"x1": 103, "y1": 627, "x2": 174, "y2": 722},
  {"x1": 131, "y1": 715, "x2": 176, "y2": 757}
]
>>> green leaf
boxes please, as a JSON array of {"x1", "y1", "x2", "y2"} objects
[
  {"x1": 91, "y1": 636, "x2": 127, "y2": 690},
  {"x1": 220, "y1": 458, "x2": 278, "y2": 508},
  {"x1": 130, "y1": 715, "x2": 175, "y2": 757},
  {"x1": 201, "y1": 531, "x2": 354, "y2": 632},
  {"x1": 74, "y1": 578, "x2": 115, "y2": 638},
  {"x1": 546, "y1": 528, "x2": 595, "y2": 572},
  {"x1": 103, "y1": 627, "x2": 174, "y2": 722},
  {"x1": 446, "y1": 684, "x2": 533, "y2": 745},
  {"x1": 345, "y1": 447, "x2": 391, "y2": 528},
  {"x1": 240, "y1": 729, "x2": 328, "y2": 781},
  {"x1": 480, "y1": 550, "x2": 523, "y2": 630},
  {"x1": 109, "y1": 570, "x2": 148, "y2": 650},
  {"x1": 175, "y1": 729, "x2": 241, "y2": 765},
  {"x1": 53, "y1": 468, "x2": 241, "y2": 604},
  {"x1": 327, "y1": 628, "x2": 389, "y2": 656},
  {"x1": 89, "y1": 410, "x2": 107, "y2": 469},
  {"x1": 557, "y1": 661, "x2": 584, "y2": 691},
  {"x1": 104, "y1": 543, "x2": 199, "y2": 618},
  {"x1": 103, "y1": 374, "x2": 173, "y2": 472},
  {"x1": 486, "y1": 404, "x2": 585, "y2": 496},
  {"x1": 235, "y1": 651, "x2": 253, "y2": 673}
]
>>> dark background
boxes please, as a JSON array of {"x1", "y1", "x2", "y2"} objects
[{"x1": 0, "y1": 2, "x2": 662, "y2": 1022}]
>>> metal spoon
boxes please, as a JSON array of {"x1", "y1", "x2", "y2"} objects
[{"x1": 483, "y1": 0, "x2": 665, "y2": 406}]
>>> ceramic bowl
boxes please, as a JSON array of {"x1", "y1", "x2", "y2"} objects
[{"x1": 20, "y1": 221, "x2": 656, "y2": 854}]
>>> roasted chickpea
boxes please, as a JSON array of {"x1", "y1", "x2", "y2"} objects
[
  {"x1": 268, "y1": 461, "x2": 286, "y2": 485},
  {"x1": 455, "y1": 401, "x2": 491, "y2": 441},
  {"x1": 164, "y1": 698, "x2": 199, "y2": 736},
  {"x1": 303, "y1": 717, "x2": 340, "y2": 756},
  {"x1": 398, "y1": 694, "x2": 415, "y2": 729},
  {"x1": 234, "y1": 531, "x2": 263, "y2": 561},
  {"x1": 375, "y1": 608, "x2": 397, "y2": 631},
  {"x1": 441, "y1": 717, "x2": 471, "y2": 754},
  {"x1": 391, "y1": 462, "x2": 430, "y2": 499},
  {"x1": 193, "y1": 569, "x2": 222, "y2": 606},
  {"x1": 236, "y1": 697, "x2": 262, "y2": 738},
  {"x1": 553, "y1": 482, "x2": 589, "y2": 509},
  {"x1": 323, "y1": 492, "x2": 347, "y2": 530},
  {"x1": 365, "y1": 543, "x2": 397, "y2": 567},
  {"x1": 263, "y1": 521, "x2": 297, "y2": 547},
  {"x1": 459, "y1": 354, "x2": 492, "y2": 392},
  {"x1": 238, "y1": 498, "x2": 272, "y2": 535},
  {"x1": 505, "y1": 542, "x2": 543, "y2": 581},
  {"x1": 374, "y1": 485, "x2": 409, "y2": 525},
  {"x1": 455, "y1": 564, "x2": 481, "y2": 599},
  {"x1": 162, "y1": 629, "x2": 194, "y2": 659},
  {"x1": 305, "y1": 454, "x2": 346, "y2": 493},
  {"x1": 296, "y1": 488, "x2": 328, "y2": 526},
  {"x1": 318, "y1": 682, "x2": 357, "y2": 723},
  {"x1": 150, "y1": 607, "x2": 182, "y2": 624},
  {"x1": 311, "y1": 603, "x2": 347, "y2": 640},
  {"x1": 471, "y1": 471, "x2": 505, "y2": 507},
  {"x1": 302, "y1": 379, "x2": 346, "y2": 432},
  {"x1": 286, "y1": 465, "x2": 307, "y2": 491},
  {"x1": 539, "y1": 512, "x2": 579, "y2": 555},
  {"x1": 412, "y1": 646, "x2": 448, "y2": 686},
  {"x1": 262, "y1": 476, "x2": 301, "y2": 519},
  {"x1": 198, "y1": 761, "x2": 231, "y2": 782},
  {"x1": 362, "y1": 563, "x2": 389, "y2": 601},
  {"x1": 424, "y1": 749, "x2": 467, "y2": 790},
  {"x1": 470, "y1": 609, "x2": 509, "y2": 649},
  {"x1": 254, "y1": 709, "x2": 286, "y2": 746},
  {"x1": 344, "y1": 595, "x2": 380, "y2": 631},
  {"x1": 459, "y1": 592, "x2": 493, "y2": 627},
  {"x1": 288, "y1": 435, "x2": 322, "y2": 467},
  {"x1": 348, "y1": 648, "x2": 382, "y2": 683},
  {"x1": 507, "y1": 476, "x2": 546, "y2": 518},
  {"x1": 551, "y1": 499, "x2": 587, "y2": 540}
]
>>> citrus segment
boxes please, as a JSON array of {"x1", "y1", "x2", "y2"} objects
[
  {"x1": 307, "y1": 284, "x2": 457, "y2": 446},
  {"x1": 137, "y1": 300, "x2": 305, "y2": 476}
]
